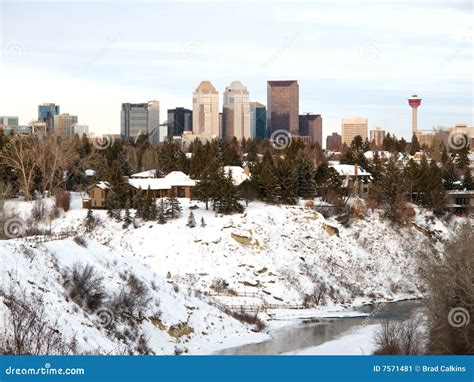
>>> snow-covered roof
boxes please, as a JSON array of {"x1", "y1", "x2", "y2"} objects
[
  {"x1": 85, "y1": 169, "x2": 96, "y2": 176},
  {"x1": 128, "y1": 171, "x2": 196, "y2": 190},
  {"x1": 90, "y1": 181, "x2": 110, "y2": 190},
  {"x1": 130, "y1": 169, "x2": 157, "y2": 178},
  {"x1": 330, "y1": 164, "x2": 371, "y2": 177},
  {"x1": 364, "y1": 151, "x2": 391, "y2": 160},
  {"x1": 223, "y1": 166, "x2": 250, "y2": 186}
]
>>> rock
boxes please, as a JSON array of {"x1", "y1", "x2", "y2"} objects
[{"x1": 322, "y1": 223, "x2": 339, "y2": 237}]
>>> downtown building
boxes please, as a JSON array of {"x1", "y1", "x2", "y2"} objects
[
  {"x1": 250, "y1": 102, "x2": 267, "y2": 138},
  {"x1": 267, "y1": 80, "x2": 299, "y2": 136},
  {"x1": 299, "y1": 113, "x2": 323, "y2": 147},
  {"x1": 222, "y1": 81, "x2": 252, "y2": 140},
  {"x1": 192, "y1": 81, "x2": 219, "y2": 138},
  {"x1": 370, "y1": 127, "x2": 386, "y2": 148},
  {"x1": 341, "y1": 117, "x2": 368, "y2": 146},
  {"x1": 38, "y1": 103, "x2": 60, "y2": 133},
  {"x1": 53, "y1": 113, "x2": 78, "y2": 138},
  {"x1": 326, "y1": 132, "x2": 342, "y2": 151},
  {"x1": 121, "y1": 101, "x2": 160, "y2": 142},
  {"x1": 167, "y1": 107, "x2": 192, "y2": 137}
]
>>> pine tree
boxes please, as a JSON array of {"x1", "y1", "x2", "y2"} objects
[
  {"x1": 186, "y1": 211, "x2": 196, "y2": 228},
  {"x1": 133, "y1": 187, "x2": 145, "y2": 217},
  {"x1": 463, "y1": 169, "x2": 473, "y2": 190},
  {"x1": 107, "y1": 160, "x2": 128, "y2": 208},
  {"x1": 165, "y1": 189, "x2": 182, "y2": 218},
  {"x1": 123, "y1": 198, "x2": 132, "y2": 228},
  {"x1": 85, "y1": 204, "x2": 95, "y2": 232},
  {"x1": 157, "y1": 199, "x2": 167, "y2": 224},
  {"x1": 105, "y1": 192, "x2": 121, "y2": 220},
  {"x1": 409, "y1": 133, "x2": 421, "y2": 155},
  {"x1": 258, "y1": 152, "x2": 280, "y2": 203},
  {"x1": 200, "y1": 217, "x2": 206, "y2": 227},
  {"x1": 376, "y1": 159, "x2": 406, "y2": 220},
  {"x1": 213, "y1": 170, "x2": 244, "y2": 214},
  {"x1": 426, "y1": 160, "x2": 446, "y2": 214},
  {"x1": 275, "y1": 157, "x2": 298, "y2": 205},
  {"x1": 368, "y1": 151, "x2": 384, "y2": 181},
  {"x1": 149, "y1": 198, "x2": 158, "y2": 220},
  {"x1": 296, "y1": 153, "x2": 316, "y2": 199},
  {"x1": 142, "y1": 186, "x2": 153, "y2": 220}
]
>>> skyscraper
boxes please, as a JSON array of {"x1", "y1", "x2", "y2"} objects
[
  {"x1": 222, "y1": 81, "x2": 252, "y2": 140},
  {"x1": 192, "y1": 81, "x2": 219, "y2": 137},
  {"x1": 167, "y1": 107, "x2": 192, "y2": 137},
  {"x1": 53, "y1": 113, "x2": 78, "y2": 138},
  {"x1": 370, "y1": 128, "x2": 386, "y2": 148},
  {"x1": 326, "y1": 132, "x2": 342, "y2": 151},
  {"x1": 341, "y1": 117, "x2": 368, "y2": 146},
  {"x1": 299, "y1": 113, "x2": 323, "y2": 146},
  {"x1": 267, "y1": 80, "x2": 299, "y2": 136},
  {"x1": 250, "y1": 102, "x2": 267, "y2": 138},
  {"x1": 148, "y1": 100, "x2": 160, "y2": 141},
  {"x1": 0, "y1": 116, "x2": 19, "y2": 128},
  {"x1": 38, "y1": 103, "x2": 60, "y2": 133},
  {"x1": 121, "y1": 103, "x2": 149, "y2": 140}
]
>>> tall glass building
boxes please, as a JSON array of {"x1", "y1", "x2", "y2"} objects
[
  {"x1": 167, "y1": 107, "x2": 192, "y2": 137},
  {"x1": 121, "y1": 103, "x2": 149, "y2": 140},
  {"x1": 38, "y1": 103, "x2": 60, "y2": 133},
  {"x1": 250, "y1": 102, "x2": 267, "y2": 139}
]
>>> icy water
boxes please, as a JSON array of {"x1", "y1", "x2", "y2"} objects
[{"x1": 216, "y1": 300, "x2": 423, "y2": 355}]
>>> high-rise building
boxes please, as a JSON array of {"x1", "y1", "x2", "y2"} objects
[
  {"x1": 370, "y1": 128, "x2": 386, "y2": 148},
  {"x1": 250, "y1": 102, "x2": 267, "y2": 138},
  {"x1": 121, "y1": 103, "x2": 149, "y2": 139},
  {"x1": 267, "y1": 80, "x2": 299, "y2": 136},
  {"x1": 0, "y1": 116, "x2": 19, "y2": 128},
  {"x1": 148, "y1": 100, "x2": 160, "y2": 140},
  {"x1": 73, "y1": 124, "x2": 89, "y2": 137},
  {"x1": 341, "y1": 117, "x2": 368, "y2": 146},
  {"x1": 38, "y1": 103, "x2": 60, "y2": 133},
  {"x1": 299, "y1": 113, "x2": 323, "y2": 146},
  {"x1": 53, "y1": 113, "x2": 78, "y2": 138},
  {"x1": 222, "y1": 81, "x2": 252, "y2": 140},
  {"x1": 167, "y1": 107, "x2": 192, "y2": 137},
  {"x1": 192, "y1": 81, "x2": 219, "y2": 137},
  {"x1": 326, "y1": 132, "x2": 342, "y2": 151}
]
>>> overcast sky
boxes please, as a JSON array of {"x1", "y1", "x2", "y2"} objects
[{"x1": 0, "y1": 0, "x2": 472, "y2": 140}]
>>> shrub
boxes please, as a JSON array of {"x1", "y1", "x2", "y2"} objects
[
  {"x1": 350, "y1": 199, "x2": 366, "y2": 219},
  {"x1": 223, "y1": 308, "x2": 266, "y2": 332},
  {"x1": 373, "y1": 318, "x2": 424, "y2": 355},
  {"x1": 0, "y1": 288, "x2": 77, "y2": 355},
  {"x1": 54, "y1": 188, "x2": 71, "y2": 212},
  {"x1": 304, "y1": 200, "x2": 315, "y2": 209},
  {"x1": 63, "y1": 263, "x2": 104, "y2": 311},
  {"x1": 73, "y1": 236, "x2": 87, "y2": 247},
  {"x1": 210, "y1": 278, "x2": 229, "y2": 293},
  {"x1": 109, "y1": 274, "x2": 152, "y2": 320}
]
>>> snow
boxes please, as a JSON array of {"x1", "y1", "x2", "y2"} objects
[
  {"x1": 330, "y1": 164, "x2": 371, "y2": 177},
  {"x1": 223, "y1": 166, "x2": 250, "y2": 186},
  {"x1": 131, "y1": 169, "x2": 157, "y2": 178},
  {"x1": 0, "y1": 193, "x2": 469, "y2": 354}
]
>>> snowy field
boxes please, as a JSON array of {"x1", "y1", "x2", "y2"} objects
[{"x1": 0, "y1": 194, "x2": 468, "y2": 354}]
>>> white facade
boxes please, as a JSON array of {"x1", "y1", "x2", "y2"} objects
[
  {"x1": 73, "y1": 124, "x2": 89, "y2": 136},
  {"x1": 192, "y1": 81, "x2": 219, "y2": 137},
  {"x1": 148, "y1": 100, "x2": 160, "y2": 137},
  {"x1": 223, "y1": 81, "x2": 252, "y2": 140}
]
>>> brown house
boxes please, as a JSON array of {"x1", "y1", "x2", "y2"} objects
[{"x1": 83, "y1": 181, "x2": 110, "y2": 209}]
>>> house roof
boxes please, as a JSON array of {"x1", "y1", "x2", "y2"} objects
[
  {"x1": 128, "y1": 171, "x2": 196, "y2": 190},
  {"x1": 223, "y1": 166, "x2": 250, "y2": 186},
  {"x1": 130, "y1": 169, "x2": 157, "y2": 178},
  {"x1": 163, "y1": 171, "x2": 196, "y2": 187},
  {"x1": 330, "y1": 164, "x2": 371, "y2": 177},
  {"x1": 89, "y1": 181, "x2": 110, "y2": 190}
]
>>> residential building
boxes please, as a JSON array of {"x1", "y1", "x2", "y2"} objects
[
  {"x1": 370, "y1": 128, "x2": 386, "y2": 148},
  {"x1": 250, "y1": 101, "x2": 267, "y2": 138},
  {"x1": 267, "y1": 80, "x2": 299, "y2": 136},
  {"x1": 341, "y1": 117, "x2": 368, "y2": 146},
  {"x1": 222, "y1": 81, "x2": 252, "y2": 140},
  {"x1": 326, "y1": 132, "x2": 342, "y2": 151},
  {"x1": 446, "y1": 190, "x2": 474, "y2": 214},
  {"x1": 329, "y1": 164, "x2": 372, "y2": 198},
  {"x1": 73, "y1": 124, "x2": 89, "y2": 136},
  {"x1": 299, "y1": 113, "x2": 322, "y2": 146},
  {"x1": 121, "y1": 103, "x2": 149, "y2": 140},
  {"x1": 192, "y1": 80, "x2": 219, "y2": 137},
  {"x1": 167, "y1": 107, "x2": 192, "y2": 137},
  {"x1": 0, "y1": 116, "x2": 19, "y2": 128},
  {"x1": 53, "y1": 113, "x2": 78, "y2": 138},
  {"x1": 38, "y1": 103, "x2": 60, "y2": 133}
]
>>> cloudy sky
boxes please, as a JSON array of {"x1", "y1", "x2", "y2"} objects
[{"x1": 0, "y1": 0, "x2": 472, "y2": 141}]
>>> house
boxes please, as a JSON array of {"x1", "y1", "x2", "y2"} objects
[
  {"x1": 446, "y1": 190, "x2": 474, "y2": 214},
  {"x1": 130, "y1": 169, "x2": 157, "y2": 179},
  {"x1": 84, "y1": 181, "x2": 110, "y2": 209},
  {"x1": 86, "y1": 171, "x2": 196, "y2": 208},
  {"x1": 329, "y1": 164, "x2": 372, "y2": 198},
  {"x1": 223, "y1": 166, "x2": 251, "y2": 186}
]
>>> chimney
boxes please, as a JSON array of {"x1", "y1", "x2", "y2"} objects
[
  {"x1": 243, "y1": 165, "x2": 250, "y2": 176},
  {"x1": 354, "y1": 163, "x2": 358, "y2": 177}
]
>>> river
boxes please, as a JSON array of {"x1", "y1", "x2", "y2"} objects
[{"x1": 216, "y1": 299, "x2": 424, "y2": 355}]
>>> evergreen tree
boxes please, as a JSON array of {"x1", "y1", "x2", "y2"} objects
[
  {"x1": 239, "y1": 179, "x2": 258, "y2": 206},
  {"x1": 409, "y1": 133, "x2": 421, "y2": 155},
  {"x1": 426, "y1": 160, "x2": 446, "y2": 214},
  {"x1": 455, "y1": 145, "x2": 470, "y2": 170},
  {"x1": 186, "y1": 211, "x2": 196, "y2": 227},
  {"x1": 142, "y1": 186, "x2": 153, "y2": 220},
  {"x1": 123, "y1": 198, "x2": 132, "y2": 228},
  {"x1": 376, "y1": 159, "x2": 406, "y2": 220},
  {"x1": 213, "y1": 169, "x2": 244, "y2": 214},
  {"x1": 296, "y1": 153, "x2": 316, "y2": 199},
  {"x1": 85, "y1": 204, "x2": 95, "y2": 232},
  {"x1": 258, "y1": 152, "x2": 280, "y2": 203},
  {"x1": 368, "y1": 151, "x2": 384, "y2": 181},
  {"x1": 200, "y1": 217, "x2": 206, "y2": 227},
  {"x1": 403, "y1": 158, "x2": 420, "y2": 201},
  {"x1": 105, "y1": 192, "x2": 121, "y2": 220},
  {"x1": 107, "y1": 160, "x2": 128, "y2": 208},
  {"x1": 133, "y1": 187, "x2": 145, "y2": 216},
  {"x1": 157, "y1": 199, "x2": 167, "y2": 224},
  {"x1": 314, "y1": 164, "x2": 343, "y2": 203},
  {"x1": 463, "y1": 169, "x2": 473, "y2": 190},
  {"x1": 275, "y1": 157, "x2": 299, "y2": 205},
  {"x1": 149, "y1": 197, "x2": 157, "y2": 220},
  {"x1": 165, "y1": 189, "x2": 182, "y2": 218}
]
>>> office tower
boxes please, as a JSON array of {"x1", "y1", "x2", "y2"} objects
[
  {"x1": 267, "y1": 80, "x2": 299, "y2": 136},
  {"x1": 121, "y1": 103, "x2": 149, "y2": 139},
  {"x1": 38, "y1": 103, "x2": 60, "y2": 133},
  {"x1": 73, "y1": 124, "x2": 89, "y2": 136},
  {"x1": 250, "y1": 102, "x2": 267, "y2": 138},
  {"x1": 53, "y1": 113, "x2": 78, "y2": 138},
  {"x1": 408, "y1": 94, "x2": 422, "y2": 135},
  {"x1": 192, "y1": 81, "x2": 219, "y2": 137},
  {"x1": 326, "y1": 132, "x2": 342, "y2": 151},
  {"x1": 167, "y1": 107, "x2": 192, "y2": 137},
  {"x1": 0, "y1": 116, "x2": 19, "y2": 128},
  {"x1": 370, "y1": 128, "x2": 386, "y2": 148},
  {"x1": 148, "y1": 100, "x2": 160, "y2": 139},
  {"x1": 299, "y1": 113, "x2": 323, "y2": 146},
  {"x1": 222, "y1": 81, "x2": 252, "y2": 140},
  {"x1": 341, "y1": 117, "x2": 368, "y2": 146}
]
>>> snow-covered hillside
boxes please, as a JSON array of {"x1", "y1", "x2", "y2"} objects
[{"x1": 0, "y1": 195, "x2": 468, "y2": 354}]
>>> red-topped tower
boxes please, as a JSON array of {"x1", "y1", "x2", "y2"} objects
[{"x1": 408, "y1": 94, "x2": 422, "y2": 135}]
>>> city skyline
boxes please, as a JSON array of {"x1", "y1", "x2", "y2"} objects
[{"x1": 0, "y1": 0, "x2": 472, "y2": 139}]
